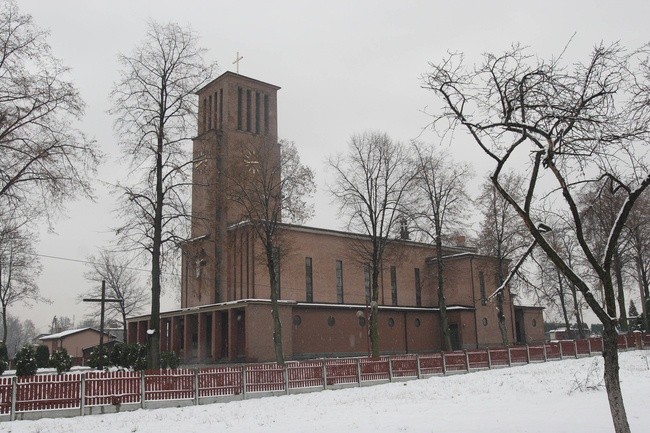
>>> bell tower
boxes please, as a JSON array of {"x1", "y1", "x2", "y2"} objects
[{"x1": 181, "y1": 72, "x2": 281, "y2": 307}]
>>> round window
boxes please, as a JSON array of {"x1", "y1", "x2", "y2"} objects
[
  {"x1": 388, "y1": 317, "x2": 395, "y2": 327},
  {"x1": 482, "y1": 317, "x2": 488, "y2": 326},
  {"x1": 414, "y1": 318, "x2": 421, "y2": 328},
  {"x1": 328, "y1": 316, "x2": 336, "y2": 327},
  {"x1": 358, "y1": 316, "x2": 366, "y2": 327},
  {"x1": 532, "y1": 319, "x2": 537, "y2": 327},
  {"x1": 293, "y1": 315, "x2": 302, "y2": 326}
]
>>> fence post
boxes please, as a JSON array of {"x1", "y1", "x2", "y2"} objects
[
  {"x1": 416, "y1": 355, "x2": 421, "y2": 379},
  {"x1": 388, "y1": 357, "x2": 393, "y2": 382},
  {"x1": 487, "y1": 348, "x2": 492, "y2": 369},
  {"x1": 140, "y1": 370, "x2": 145, "y2": 409},
  {"x1": 507, "y1": 347, "x2": 512, "y2": 367},
  {"x1": 242, "y1": 365, "x2": 247, "y2": 399},
  {"x1": 356, "y1": 358, "x2": 362, "y2": 386},
  {"x1": 283, "y1": 364, "x2": 289, "y2": 395},
  {"x1": 322, "y1": 359, "x2": 327, "y2": 390},
  {"x1": 543, "y1": 344, "x2": 547, "y2": 362},
  {"x1": 441, "y1": 352, "x2": 447, "y2": 375},
  {"x1": 80, "y1": 373, "x2": 86, "y2": 416},
  {"x1": 624, "y1": 334, "x2": 629, "y2": 350},
  {"x1": 464, "y1": 350, "x2": 470, "y2": 372},
  {"x1": 10, "y1": 376, "x2": 16, "y2": 421},
  {"x1": 559, "y1": 342, "x2": 564, "y2": 360},
  {"x1": 588, "y1": 338, "x2": 592, "y2": 356},
  {"x1": 194, "y1": 368, "x2": 199, "y2": 406},
  {"x1": 574, "y1": 340, "x2": 578, "y2": 359}
]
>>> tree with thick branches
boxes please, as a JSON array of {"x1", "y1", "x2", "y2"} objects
[
  {"x1": 330, "y1": 131, "x2": 415, "y2": 358},
  {"x1": 411, "y1": 144, "x2": 471, "y2": 350},
  {"x1": 110, "y1": 21, "x2": 216, "y2": 368},
  {"x1": 227, "y1": 140, "x2": 315, "y2": 365},
  {"x1": 424, "y1": 43, "x2": 650, "y2": 433},
  {"x1": 0, "y1": 0, "x2": 97, "y2": 224}
]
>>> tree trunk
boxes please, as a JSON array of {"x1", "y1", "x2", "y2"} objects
[
  {"x1": 147, "y1": 131, "x2": 164, "y2": 370},
  {"x1": 436, "y1": 236, "x2": 452, "y2": 351},
  {"x1": 369, "y1": 261, "x2": 380, "y2": 359},
  {"x1": 1, "y1": 304, "x2": 6, "y2": 343},
  {"x1": 558, "y1": 272, "x2": 573, "y2": 339},
  {"x1": 571, "y1": 286, "x2": 585, "y2": 339},
  {"x1": 614, "y1": 253, "x2": 628, "y2": 331},
  {"x1": 602, "y1": 325, "x2": 631, "y2": 433},
  {"x1": 495, "y1": 261, "x2": 509, "y2": 347},
  {"x1": 266, "y1": 244, "x2": 284, "y2": 366}
]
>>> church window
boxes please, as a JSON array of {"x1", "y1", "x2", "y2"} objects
[
  {"x1": 293, "y1": 315, "x2": 302, "y2": 326},
  {"x1": 358, "y1": 316, "x2": 366, "y2": 327},
  {"x1": 483, "y1": 317, "x2": 488, "y2": 326},
  {"x1": 305, "y1": 257, "x2": 313, "y2": 302},
  {"x1": 208, "y1": 95, "x2": 213, "y2": 129},
  {"x1": 415, "y1": 268, "x2": 421, "y2": 307},
  {"x1": 328, "y1": 316, "x2": 336, "y2": 326},
  {"x1": 390, "y1": 266, "x2": 397, "y2": 306},
  {"x1": 388, "y1": 317, "x2": 395, "y2": 327},
  {"x1": 213, "y1": 91, "x2": 218, "y2": 128},
  {"x1": 479, "y1": 271, "x2": 487, "y2": 305},
  {"x1": 336, "y1": 260, "x2": 344, "y2": 303},
  {"x1": 415, "y1": 318, "x2": 421, "y2": 327},
  {"x1": 364, "y1": 265, "x2": 371, "y2": 304},
  {"x1": 255, "y1": 92, "x2": 261, "y2": 134},
  {"x1": 202, "y1": 97, "x2": 208, "y2": 133},
  {"x1": 264, "y1": 94, "x2": 270, "y2": 133},
  {"x1": 237, "y1": 87, "x2": 243, "y2": 130},
  {"x1": 246, "y1": 89, "x2": 252, "y2": 132},
  {"x1": 219, "y1": 88, "x2": 223, "y2": 129}
]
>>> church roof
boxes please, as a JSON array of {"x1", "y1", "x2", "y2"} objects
[{"x1": 196, "y1": 71, "x2": 281, "y2": 95}]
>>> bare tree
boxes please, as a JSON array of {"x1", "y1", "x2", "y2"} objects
[
  {"x1": 110, "y1": 21, "x2": 217, "y2": 368},
  {"x1": 411, "y1": 144, "x2": 471, "y2": 350},
  {"x1": 626, "y1": 192, "x2": 650, "y2": 329},
  {"x1": 330, "y1": 131, "x2": 415, "y2": 358},
  {"x1": 0, "y1": 220, "x2": 42, "y2": 343},
  {"x1": 476, "y1": 175, "x2": 529, "y2": 346},
  {"x1": 580, "y1": 182, "x2": 631, "y2": 330},
  {"x1": 0, "y1": 315, "x2": 36, "y2": 358},
  {"x1": 227, "y1": 140, "x2": 315, "y2": 365},
  {"x1": 82, "y1": 249, "x2": 149, "y2": 339},
  {"x1": 424, "y1": 43, "x2": 650, "y2": 433},
  {"x1": 0, "y1": 0, "x2": 97, "y2": 223},
  {"x1": 531, "y1": 224, "x2": 586, "y2": 339}
]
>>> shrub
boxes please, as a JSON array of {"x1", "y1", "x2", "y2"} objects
[
  {"x1": 15, "y1": 346, "x2": 38, "y2": 376},
  {"x1": 87, "y1": 345, "x2": 110, "y2": 370},
  {"x1": 124, "y1": 344, "x2": 147, "y2": 371},
  {"x1": 50, "y1": 348, "x2": 72, "y2": 374},
  {"x1": 35, "y1": 344, "x2": 50, "y2": 368},
  {"x1": 108, "y1": 343, "x2": 125, "y2": 367},
  {"x1": 160, "y1": 351, "x2": 180, "y2": 369}
]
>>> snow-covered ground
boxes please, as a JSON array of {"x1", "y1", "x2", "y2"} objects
[{"x1": 2, "y1": 351, "x2": 649, "y2": 433}]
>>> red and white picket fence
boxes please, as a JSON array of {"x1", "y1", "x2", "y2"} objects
[{"x1": 1, "y1": 332, "x2": 648, "y2": 421}]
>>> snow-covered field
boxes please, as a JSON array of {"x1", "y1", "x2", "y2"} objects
[{"x1": 2, "y1": 351, "x2": 649, "y2": 433}]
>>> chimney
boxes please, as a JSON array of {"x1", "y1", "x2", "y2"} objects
[{"x1": 455, "y1": 235, "x2": 466, "y2": 247}]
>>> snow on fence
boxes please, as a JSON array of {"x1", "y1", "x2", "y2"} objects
[{"x1": 1, "y1": 333, "x2": 648, "y2": 422}]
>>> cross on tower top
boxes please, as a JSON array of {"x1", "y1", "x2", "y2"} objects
[{"x1": 232, "y1": 51, "x2": 244, "y2": 74}]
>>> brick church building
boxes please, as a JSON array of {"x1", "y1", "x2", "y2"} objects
[{"x1": 126, "y1": 71, "x2": 544, "y2": 363}]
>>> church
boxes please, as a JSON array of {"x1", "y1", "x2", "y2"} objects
[{"x1": 126, "y1": 71, "x2": 544, "y2": 363}]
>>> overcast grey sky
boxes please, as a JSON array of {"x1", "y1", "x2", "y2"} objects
[{"x1": 13, "y1": 0, "x2": 649, "y2": 331}]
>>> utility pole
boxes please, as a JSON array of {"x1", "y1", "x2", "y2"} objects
[{"x1": 83, "y1": 280, "x2": 123, "y2": 369}]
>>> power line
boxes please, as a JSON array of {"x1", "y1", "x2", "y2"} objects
[{"x1": 32, "y1": 252, "x2": 180, "y2": 276}]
